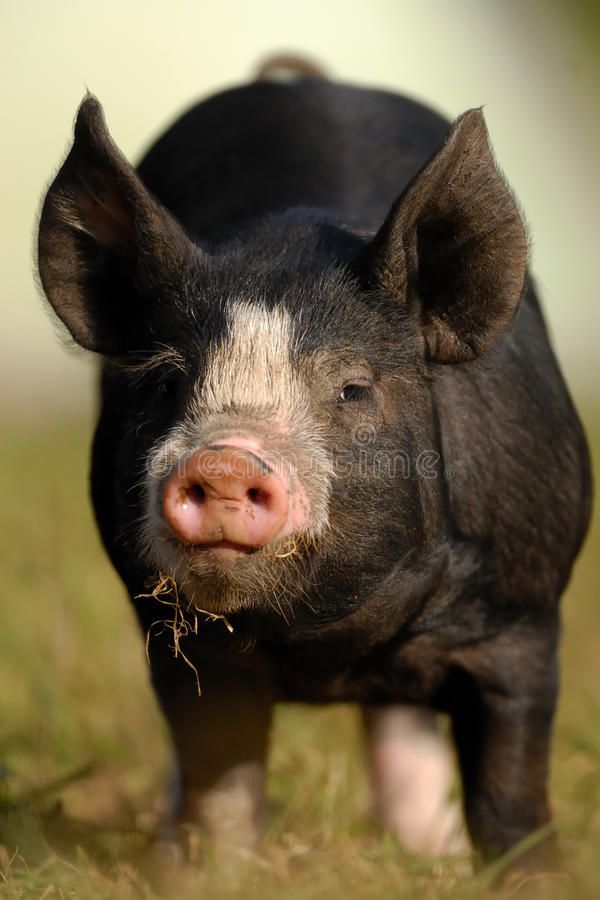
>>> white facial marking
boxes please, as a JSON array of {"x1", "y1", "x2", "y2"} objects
[{"x1": 200, "y1": 302, "x2": 300, "y2": 416}]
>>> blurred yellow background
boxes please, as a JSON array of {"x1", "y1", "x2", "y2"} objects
[{"x1": 1, "y1": 0, "x2": 599, "y2": 417}]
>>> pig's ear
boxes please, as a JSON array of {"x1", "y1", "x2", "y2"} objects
[
  {"x1": 38, "y1": 96, "x2": 193, "y2": 354},
  {"x1": 365, "y1": 109, "x2": 528, "y2": 364}
]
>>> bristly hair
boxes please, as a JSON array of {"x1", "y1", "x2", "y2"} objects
[{"x1": 107, "y1": 343, "x2": 189, "y2": 379}]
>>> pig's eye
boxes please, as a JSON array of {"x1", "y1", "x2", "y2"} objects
[
  {"x1": 338, "y1": 383, "x2": 373, "y2": 403},
  {"x1": 157, "y1": 373, "x2": 180, "y2": 403}
]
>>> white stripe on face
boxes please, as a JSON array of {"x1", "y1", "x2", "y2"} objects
[{"x1": 200, "y1": 302, "x2": 300, "y2": 417}]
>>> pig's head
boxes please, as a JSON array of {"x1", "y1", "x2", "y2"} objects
[{"x1": 37, "y1": 96, "x2": 527, "y2": 631}]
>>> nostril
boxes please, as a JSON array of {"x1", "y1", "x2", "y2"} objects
[
  {"x1": 186, "y1": 484, "x2": 206, "y2": 505},
  {"x1": 247, "y1": 486, "x2": 267, "y2": 505}
]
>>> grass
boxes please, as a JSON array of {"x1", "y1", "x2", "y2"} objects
[{"x1": 0, "y1": 412, "x2": 599, "y2": 899}]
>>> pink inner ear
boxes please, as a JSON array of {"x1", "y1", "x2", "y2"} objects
[{"x1": 75, "y1": 168, "x2": 135, "y2": 249}]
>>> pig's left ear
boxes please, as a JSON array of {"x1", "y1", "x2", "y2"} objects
[{"x1": 365, "y1": 109, "x2": 528, "y2": 364}]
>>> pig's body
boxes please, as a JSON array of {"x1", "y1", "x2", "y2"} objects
[
  {"x1": 136, "y1": 81, "x2": 449, "y2": 234},
  {"x1": 39, "y1": 76, "x2": 591, "y2": 867}
]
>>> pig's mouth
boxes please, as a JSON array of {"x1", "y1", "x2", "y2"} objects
[
  {"x1": 195, "y1": 539, "x2": 259, "y2": 567},
  {"x1": 173, "y1": 530, "x2": 306, "y2": 571}
]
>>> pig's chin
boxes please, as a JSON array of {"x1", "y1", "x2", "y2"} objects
[{"x1": 153, "y1": 530, "x2": 313, "y2": 616}]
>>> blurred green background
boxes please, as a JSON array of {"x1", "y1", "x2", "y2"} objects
[{"x1": 1, "y1": 1, "x2": 599, "y2": 897}]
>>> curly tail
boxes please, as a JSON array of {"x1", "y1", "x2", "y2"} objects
[{"x1": 255, "y1": 53, "x2": 328, "y2": 82}]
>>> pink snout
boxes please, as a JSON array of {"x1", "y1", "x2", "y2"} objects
[{"x1": 162, "y1": 438, "x2": 307, "y2": 560}]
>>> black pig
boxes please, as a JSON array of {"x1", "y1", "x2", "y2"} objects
[{"x1": 37, "y1": 69, "x2": 591, "y2": 865}]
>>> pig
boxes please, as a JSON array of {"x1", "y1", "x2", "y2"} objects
[{"x1": 37, "y1": 66, "x2": 591, "y2": 869}]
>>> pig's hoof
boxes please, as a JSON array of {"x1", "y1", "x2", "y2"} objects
[
  {"x1": 151, "y1": 834, "x2": 186, "y2": 866},
  {"x1": 383, "y1": 799, "x2": 468, "y2": 858},
  {"x1": 364, "y1": 706, "x2": 469, "y2": 857},
  {"x1": 494, "y1": 867, "x2": 572, "y2": 897}
]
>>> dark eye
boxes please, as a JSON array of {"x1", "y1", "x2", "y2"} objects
[
  {"x1": 157, "y1": 373, "x2": 180, "y2": 403},
  {"x1": 338, "y1": 383, "x2": 373, "y2": 403}
]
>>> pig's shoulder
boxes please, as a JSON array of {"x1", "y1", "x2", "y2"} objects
[{"x1": 431, "y1": 284, "x2": 591, "y2": 602}]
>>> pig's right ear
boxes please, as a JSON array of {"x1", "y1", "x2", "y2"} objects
[
  {"x1": 37, "y1": 96, "x2": 193, "y2": 354},
  {"x1": 364, "y1": 110, "x2": 528, "y2": 364}
]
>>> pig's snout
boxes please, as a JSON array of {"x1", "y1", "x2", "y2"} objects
[{"x1": 162, "y1": 439, "x2": 300, "y2": 558}]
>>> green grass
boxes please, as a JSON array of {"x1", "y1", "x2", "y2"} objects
[{"x1": 0, "y1": 414, "x2": 599, "y2": 898}]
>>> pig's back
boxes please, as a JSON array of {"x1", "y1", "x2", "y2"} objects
[{"x1": 137, "y1": 80, "x2": 449, "y2": 237}]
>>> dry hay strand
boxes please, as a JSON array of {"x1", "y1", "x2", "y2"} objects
[
  {"x1": 258, "y1": 531, "x2": 312, "y2": 560},
  {"x1": 136, "y1": 575, "x2": 234, "y2": 697}
]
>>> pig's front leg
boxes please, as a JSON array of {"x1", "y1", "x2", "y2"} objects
[
  {"x1": 362, "y1": 705, "x2": 465, "y2": 855},
  {"x1": 150, "y1": 657, "x2": 273, "y2": 857},
  {"x1": 449, "y1": 624, "x2": 559, "y2": 867}
]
